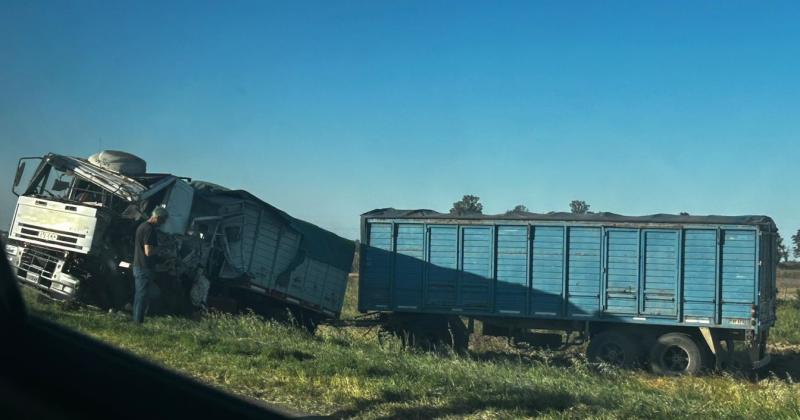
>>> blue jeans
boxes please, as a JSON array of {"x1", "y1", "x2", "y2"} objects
[{"x1": 132, "y1": 267, "x2": 160, "y2": 323}]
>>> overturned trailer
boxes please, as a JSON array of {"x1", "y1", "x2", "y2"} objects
[{"x1": 5, "y1": 151, "x2": 354, "y2": 324}]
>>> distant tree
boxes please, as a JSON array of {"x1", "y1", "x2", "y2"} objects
[
  {"x1": 569, "y1": 200, "x2": 590, "y2": 215},
  {"x1": 777, "y1": 233, "x2": 789, "y2": 263},
  {"x1": 792, "y1": 229, "x2": 800, "y2": 259},
  {"x1": 450, "y1": 195, "x2": 483, "y2": 216},
  {"x1": 505, "y1": 204, "x2": 529, "y2": 215},
  {"x1": 679, "y1": 212, "x2": 690, "y2": 216}
]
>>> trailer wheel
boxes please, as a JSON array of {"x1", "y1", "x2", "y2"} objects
[
  {"x1": 587, "y1": 331, "x2": 641, "y2": 368},
  {"x1": 649, "y1": 332, "x2": 705, "y2": 376}
]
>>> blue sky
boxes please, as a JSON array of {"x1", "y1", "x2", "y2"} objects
[{"x1": 1, "y1": 1, "x2": 798, "y2": 242}]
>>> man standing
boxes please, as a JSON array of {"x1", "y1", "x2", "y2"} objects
[{"x1": 132, "y1": 207, "x2": 169, "y2": 324}]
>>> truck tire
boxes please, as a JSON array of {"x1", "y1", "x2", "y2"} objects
[
  {"x1": 587, "y1": 331, "x2": 641, "y2": 368},
  {"x1": 649, "y1": 332, "x2": 705, "y2": 376}
]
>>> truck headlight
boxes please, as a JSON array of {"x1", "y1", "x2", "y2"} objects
[{"x1": 5, "y1": 244, "x2": 18, "y2": 256}]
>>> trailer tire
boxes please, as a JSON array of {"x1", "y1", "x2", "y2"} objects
[
  {"x1": 649, "y1": 332, "x2": 705, "y2": 376},
  {"x1": 587, "y1": 331, "x2": 641, "y2": 368}
]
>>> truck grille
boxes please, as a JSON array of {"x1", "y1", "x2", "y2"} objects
[
  {"x1": 16, "y1": 223, "x2": 84, "y2": 250},
  {"x1": 17, "y1": 246, "x2": 64, "y2": 290}
]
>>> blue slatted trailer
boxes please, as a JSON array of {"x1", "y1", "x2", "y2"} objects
[{"x1": 359, "y1": 209, "x2": 778, "y2": 375}]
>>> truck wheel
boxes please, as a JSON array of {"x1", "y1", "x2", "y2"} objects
[
  {"x1": 649, "y1": 332, "x2": 705, "y2": 376},
  {"x1": 587, "y1": 331, "x2": 641, "y2": 368}
]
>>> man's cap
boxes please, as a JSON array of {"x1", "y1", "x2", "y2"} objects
[{"x1": 151, "y1": 207, "x2": 169, "y2": 218}]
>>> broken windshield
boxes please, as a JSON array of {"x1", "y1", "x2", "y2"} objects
[
  {"x1": 23, "y1": 154, "x2": 149, "y2": 205},
  {"x1": 27, "y1": 162, "x2": 119, "y2": 208},
  {"x1": 25, "y1": 163, "x2": 76, "y2": 201},
  {"x1": 25, "y1": 158, "x2": 127, "y2": 209}
]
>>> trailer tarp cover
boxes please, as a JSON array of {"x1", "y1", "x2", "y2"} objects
[{"x1": 362, "y1": 208, "x2": 776, "y2": 228}]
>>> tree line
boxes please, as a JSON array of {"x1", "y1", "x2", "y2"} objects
[
  {"x1": 778, "y1": 232, "x2": 800, "y2": 263},
  {"x1": 450, "y1": 194, "x2": 799, "y2": 262},
  {"x1": 450, "y1": 195, "x2": 591, "y2": 216}
]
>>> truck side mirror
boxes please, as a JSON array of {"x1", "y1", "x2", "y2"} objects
[
  {"x1": 13, "y1": 162, "x2": 25, "y2": 189},
  {"x1": 12, "y1": 157, "x2": 43, "y2": 197},
  {"x1": 12, "y1": 162, "x2": 27, "y2": 196}
]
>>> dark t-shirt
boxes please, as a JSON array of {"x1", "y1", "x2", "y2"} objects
[{"x1": 133, "y1": 221, "x2": 158, "y2": 271}]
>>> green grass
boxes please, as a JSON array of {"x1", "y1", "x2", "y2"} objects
[
  {"x1": 777, "y1": 268, "x2": 800, "y2": 300},
  {"x1": 22, "y1": 284, "x2": 800, "y2": 419},
  {"x1": 772, "y1": 299, "x2": 800, "y2": 344}
]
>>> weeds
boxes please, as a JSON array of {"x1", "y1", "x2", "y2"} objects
[
  {"x1": 772, "y1": 300, "x2": 800, "y2": 345},
  {"x1": 21, "y1": 286, "x2": 800, "y2": 419}
]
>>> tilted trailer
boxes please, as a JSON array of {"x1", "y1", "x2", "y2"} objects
[
  {"x1": 188, "y1": 185, "x2": 355, "y2": 328},
  {"x1": 359, "y1": 209, "x2": 777, "y2": 375}
]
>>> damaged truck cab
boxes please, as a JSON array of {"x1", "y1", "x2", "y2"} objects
[
  {"x1": 6, "y1": 151, "x2": 355, "y2": 326},
  {"x1": 6, "y1": 152, "x2": 193, "y2": 307}
]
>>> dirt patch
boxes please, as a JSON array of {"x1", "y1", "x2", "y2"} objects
[{"x1": 763, "y1": 343, "x2": 800, "y2": 381}]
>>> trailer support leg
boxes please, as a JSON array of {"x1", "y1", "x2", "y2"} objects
[{"x1": 700, "y1": 327, "x2": 730, "y2": 370}]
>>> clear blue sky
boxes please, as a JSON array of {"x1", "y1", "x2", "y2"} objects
[{"x1": 1, "y1": 1, "x2": 798, "y2": 242}]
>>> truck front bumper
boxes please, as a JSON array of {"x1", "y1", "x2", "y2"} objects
[{"x1": 9, "y1": 244, "x2": 79, "y2": 298}]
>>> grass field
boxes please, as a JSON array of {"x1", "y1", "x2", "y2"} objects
[
  {"x1": 22, "y1": 277, "x2": 800, "y2": 419},
  {"x1": 778, "y1": 267, "x2": 800, "y2": 300}
]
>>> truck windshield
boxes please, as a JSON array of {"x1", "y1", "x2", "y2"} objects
[
  {"x1": 26, "y1": 163, "x2": 76, "y2": 200},
  {"x1": 26, "y1": 163, "x2": 118, "y2": 208}
]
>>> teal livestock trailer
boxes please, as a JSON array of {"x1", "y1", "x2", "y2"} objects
[{"x1": 359, "y1": 209, "x2": 777, "y2": 375}]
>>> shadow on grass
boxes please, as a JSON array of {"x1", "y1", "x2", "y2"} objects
[
  {"x1": 757, "y1": 345, "x2": 800, "y2": 382},
  {"x1": 266, "y1": 348, "x2": 315, "y2": 362},
  {"x1": 329, "y1": 386, "x2": 589, "y2": 419},
  {"x1": 468, "y1": 349, "x2": 581, "y2": 369},
  {"x1": 32, "y1": 304, "x2": 122, "y2": 329},
  {"x1": 364, "y1": 366, "x2": 394, "y2": 377}
]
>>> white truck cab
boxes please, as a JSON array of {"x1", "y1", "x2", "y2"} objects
[{"x1": 6, "y1": 151, "x2": 193, "y2": 303}]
